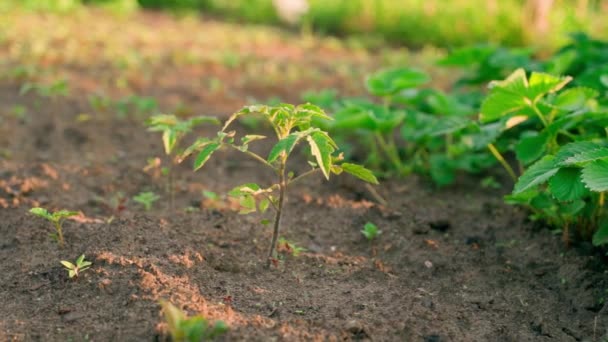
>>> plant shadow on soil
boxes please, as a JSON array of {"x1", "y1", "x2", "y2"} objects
[{"x1": 1, "y1": 81, "x2": 608, "y2": 342}]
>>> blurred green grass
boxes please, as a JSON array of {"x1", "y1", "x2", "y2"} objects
[{"x1": 2, "y1": 0, "x2": 607, "y2": 50}]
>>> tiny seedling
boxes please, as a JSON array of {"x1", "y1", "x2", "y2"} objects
[
  {"x1": 278, "y1": 237, "x2": 306, "y2": 257},
  {"x1": 361, "y1": 222, "x2": 381, "y2": 241},
  {"x1": 160, "y1": 300, "x2": 228, "y2": 342},
  {"x1": 180, "y1": 103, "x2": 379, "y2": 267},
  {"x1": 61, "y1": 255, "x2": 92, "y2": 279},
  {"x1": 29, "y1": 207, "x2": 79, "y2": 247},
  {"x1": 132, "y1": 191, "x2": 160, "y2": 211},
  {"x1": 147, "y1": 114, "x2": 219, "y2": 211}
]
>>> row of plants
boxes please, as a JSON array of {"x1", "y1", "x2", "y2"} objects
[
  {"x1": 5, "y1": 0, "x2": 607, "y2": 49},
  {"x1": 302, "y1": 32, "x2": 608, "y2": 248}
]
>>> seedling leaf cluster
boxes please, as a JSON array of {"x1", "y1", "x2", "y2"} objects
[{"x1": 179, "y1": 103, "x2": 378, "y2": 267}]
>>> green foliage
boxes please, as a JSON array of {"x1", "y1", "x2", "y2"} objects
[
  {"x1": 180, "y1": 103, "x2": 378, "y2": 267},
  {"x1": 133, "y1": 191, "x2": 160, "y2": 211},
  {"x1": 29, "y1": 207, "x2": 79, "y2": 246},
  {"x1": 361, "y1": 222, "x2": 380, "y2": 241},
  {"x1": 306, "y1": 67, "x2": 494, "y2": 186},
  {"x1": 147, "y1": 114, "x2": 219, "y2": 156},
  {"x1": 61, "y1": 255, "x2": 92, "y2": 279},
  {"x1": 160, "y1": 300, "x2": 228, "y2": 342}
]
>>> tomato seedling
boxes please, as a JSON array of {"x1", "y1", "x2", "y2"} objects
[
  {"x1": 29, "y1": 207, "x2": 79, "y2": 247},
  {"x1": 160, "y1": 300, "x2": 227, "y2": 342},
  {"x1": 180, "y1": 103, "x2": 379, "y2": 267},
  {"x1": 361, "y1": 222, "x2": 381, "y2": 241},
  {"x1": 133, "y1": 191, "x2": 160, "y2": 211},
  {"x1": 61, "y1": 254, "x2": 92, "y2": 279},
  {"x1": 147, "y1": 114, "x2": 219, "y2": 211}
]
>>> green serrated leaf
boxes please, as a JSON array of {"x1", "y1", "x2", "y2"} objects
[
  {"x1": 193, "y1": 142, "x2": 220, "y2": 171},
  {"x1": 581, "y1": 160, "x2": 608, "y2": 192},
  {"x1": 267, "y1": 132, "x2": 305, "y2": 163},
  {"x1": 429, "y1": 155, "x2": 456, "y2": 186},
  {"x1": 162, "y1": 130, "x2": 177, "y2": 155},
  {"x1": 593, "y1": 220, "x2": 608, "y2": 246},
  {"x1": 307, "y1": 131, "x2": 336, "y2": 180},
  {"x1": 548, "y1": 168, "x2": 589, "y2": 201},
  {"x1": 562, "y1": 147, "x2": 608, "y2": 166},
  {"x1": 554, "y1": 141, "x2": 605, "y2": 166},
  {"x1": 366, "y1": 67, "x2": 430, "y2": 97},
  {"x1": 554, "y1": 87, "x2": 599, "y2": 111},
  {"x1": 29, "y1": 207, "x2": 52, "y2": 220},
  {"x1": 515, "y1": 132, "x2": 548, "y2": 165},
  {"x1": 341, "y1": 163, "x2": 379, "y2": 184},
  {"x1": 513, "y1": 155, "x2": 559, "y2": 194},
  {"x1": 426, "y1": 116, "x2": 472, "y2": 137}
]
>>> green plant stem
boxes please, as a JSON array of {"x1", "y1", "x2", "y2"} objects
[
  {"x1": 267, "y1": 162, "x2": 286, "y2": 268},
  {"x1": 288, "y1": 168, "x2": 322, "y2": 186},
  {"x1": 375, "y1": 133, "x2": 406, "y2": 175},
  {"x1": 168, "y1": 160, "x2": 174, "y2": 213},
  {"x1": 227, "y1": 144, "x2": 273, "y2": 169},
  {"x1": 54, "y1": 221, "x2": 64, "y2": 247},
  {"x1": 532, "y1": 105, "x2": 549, "y2": 127},
  {"x1": 487, "y1": 143, "x2": 517, "y2": 182}
]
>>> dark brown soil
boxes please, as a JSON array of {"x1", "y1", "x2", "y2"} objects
[{"x1": 1, "y1": 9, "x2": 608, "y2": 342}]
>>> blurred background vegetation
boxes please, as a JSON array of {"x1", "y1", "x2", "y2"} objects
[{"x1": 1, "y1": 0, "x2": 607, "y2": 51}]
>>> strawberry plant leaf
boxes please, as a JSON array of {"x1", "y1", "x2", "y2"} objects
[
  {"x1": 554, "y1": 87, "x2": 599, "y2": 111},
  {"x1": 426, "y1": 116, "x2": 472, "y2": 137},
  {"x1": 366, "y1": 67, "x2": 430, "y2": 97},
  {"x1": 513, "y1": 155, "x2": 559, "y2": 194},
  {"x1": 527, "y1": 72, "x2": 571, "y2": 101},
  {"x1": 193, "y1": 142, "x2": 220, "y2": 171},
  {"x1": 341, "y1": 163, "x2": 379, "y2": 184},
  {"x1": 554, "y1": 141, "x2": 605, "y2": 166},
  {"x1": 548, "y1": 167, "x2": 589, "y2": 201},
  {"x1": 593, "y1": 220, "x2": 608, "y2": 246},
  {"x1": 581, "y1": 159, "x2": 608, "y2": 192},
  {"x1": 307, "y1": 131, "x2": 336, "y2": 180},
  {"x1": 429, "y1": 154, "x2": 456, "y2": 186},
  {"x1": 562, "y1": 147, "x2": 608, "y2": 166},
  {"x1": 515, "y1": 132, "x2": 548, "y2": 165}
]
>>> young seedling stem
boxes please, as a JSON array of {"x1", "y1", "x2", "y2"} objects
[{"x1": 487, "y1": 143, "x2": 517, "y2": 182}]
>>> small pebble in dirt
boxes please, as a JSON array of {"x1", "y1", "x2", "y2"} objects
[
  {"x1": 424, "y1": 260, "x2": 433, "y2": 268},
  {"x1": 429, "y1": 220, "x2": 450, "y2": 232}
]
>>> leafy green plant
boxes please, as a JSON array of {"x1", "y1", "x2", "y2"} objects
[
  {"x1": 29, "y1": 207, "x2": 79, "y2": 247},
  {"x1": 361, "y1": 222, "x2": 381, "y2": 241},
  {"x1": 308, "y1": 67, "x2": 496, "y2": 185},
  {"x1": 132, "y1": 191, "x2": 160, "y2": 211},
  {"x1": 479, "y1": 67, "x2": 608, "y2": 244},
  {"x1": 180, "y1": 103, "x2": 378, "y2": 267},
  {"x1": 61, "y1": 254, "x2": 92, "y2": 279},
  {"x1": 147, "y1": 114, "x2": 219, "y2": 211},
  {"x1": 19, "y1": 79, "x2": 69, "y2": 99},
  {"x1": 160, "y1": 300, "x2": 228, "y2": 342}
]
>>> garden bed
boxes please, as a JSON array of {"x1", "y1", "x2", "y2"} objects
[{"x1": 0, "y1": 9, "x2": 607, "y2": 342}]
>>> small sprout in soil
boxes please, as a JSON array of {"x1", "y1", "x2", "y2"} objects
[
  {"x1": 147, "y1": 114, "x2": 219, "y2": 211},
  {"x1": 133, "y1": 191, "x2": 160, "y2": 211},
  {"x1": 361, "y1": 222, "x2": 381, "y2": 241},
  {"x1": 160, "y1": 300, "x2": 228, "y2": 342},
  {"x1": 278, "y1": 237, "x2": 306, "y2": 257},
  {"x1": 180, "y1": 103, "x2": 379, "y2": 268},
  {"x1": 29, "y1": 207, "x2": 78, "y2": 247},
  {"x1": 61, "y1": 254, "x2": 92, "y2": 279}
]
